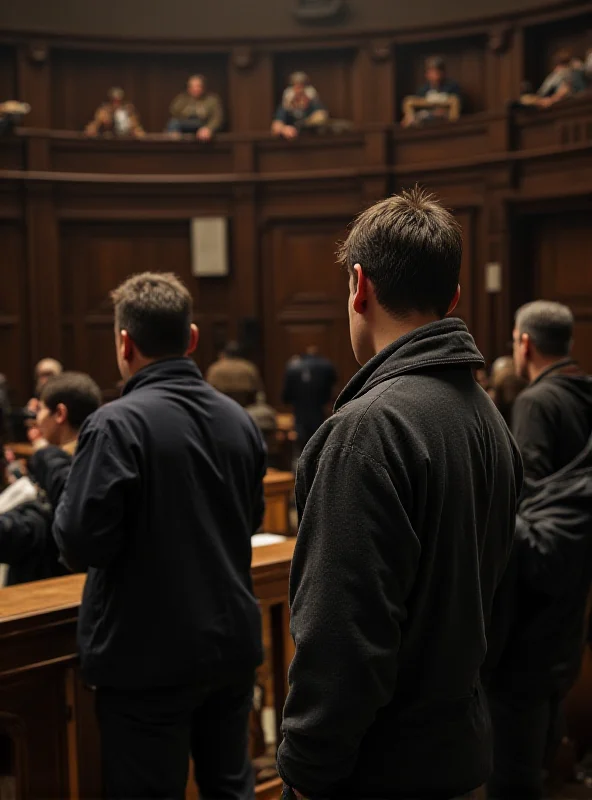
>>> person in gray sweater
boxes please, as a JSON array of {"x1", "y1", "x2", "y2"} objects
[{"x1": 278, "y1": 188, "x2": 522, "y2": 800}]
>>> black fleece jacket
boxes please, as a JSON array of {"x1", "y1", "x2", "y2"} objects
[{"x1": 277, "y1": 318, "x2": 522, "y2": 800}]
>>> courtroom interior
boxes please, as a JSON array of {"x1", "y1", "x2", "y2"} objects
[{"x1": 1, "y1": 0, "x2": 592, "y2": 798}]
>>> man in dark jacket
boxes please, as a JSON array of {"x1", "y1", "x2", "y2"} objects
[
  {"x1": 53, "y1": 272, "x2": 266, "y2": 800},
  {"x1": 277, "y1": 189, "x2": 522, "y2": 800},
  {"x1": 0, "y1": 371, "x2": 101, "y2": 586},
  {"x1": 282, "y1": 346, "x2": 337, "y2": 448},
  {"x1": 487, "y1": 301, "x2": 592, "y2": 800}
]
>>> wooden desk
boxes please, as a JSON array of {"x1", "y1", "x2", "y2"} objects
[
  {"x1": 0, "y1": 540, "x2": 296, "y2": 800},
  {"x1": 4, "y1": 442, "x2": 34, "y2": 459},
  {"x1": 263, "y1": 470, "x2": 294, "y2": 535}
]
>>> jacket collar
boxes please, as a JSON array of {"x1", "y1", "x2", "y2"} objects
[
  {"x1": 335, "y1": 317, "x2": 484, "y2": 411},
  {"x1": 530, "y1": 358, "x2": 580, "y2": 386},
  {"x1": 122, "y1": 357, "x2": 202, "y2": 395}
]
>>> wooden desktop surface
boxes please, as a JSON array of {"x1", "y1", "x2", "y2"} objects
[{"x1": 0, "y1": 539, "x2": 296, "y2": 623}]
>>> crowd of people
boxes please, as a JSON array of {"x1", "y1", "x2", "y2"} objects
[
  {"x1": 0, "y1": 194, "x2": 590, "y2": 800},
  {"x1": 3, "y1": 44, "x2": 591, "y2": 142}
]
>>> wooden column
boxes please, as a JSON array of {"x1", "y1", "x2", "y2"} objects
[
  {"x1": 25, "y1": 180, "x2": 62, "y2": 365},
  {"x1": 352, "y1": 40, "x2": 395, "y2": 126},
  {"x1": 484, "y1": 168, "x2": 514, "y2": 362},
  {"x1": 17, "y1": 41, "x2": 51, "y2": 129},
  {"x1": 229, "y1": 49, "x2": 274, "y2": 133}
]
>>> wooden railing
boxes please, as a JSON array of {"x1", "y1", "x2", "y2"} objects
[{"x1": 0, "y1": 539, "x2": 296, "y2": 799}]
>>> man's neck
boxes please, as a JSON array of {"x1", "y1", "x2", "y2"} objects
[
  {"x1": 56, "y1": 427, "x2": 78, "y2": 450},
  {"x1": 372, "y1": 311, "x2": 440, "y2": 357},
  {"x1": 528, "y1": 356, "x2": 571, "y2": 384}
]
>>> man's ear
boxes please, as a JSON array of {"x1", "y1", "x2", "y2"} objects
[
  {"x1": 186, "y1": 324, "x2": 199, "y2": 356},
  {"x1": 54, "y1": 403, "x2": 68, "y2": 426},
  {"x1": 521, "y1": 332, "x2": 532, "y2": 357},
  {"x1": 121, "y1": 330, "x2": 134, "y2": 362},
  {"x1": 446, "y1": 284, "x2": 461, "y2": 316},
  {"x1": 352, "y1": 264, "x2": 368, "y2": 314}
]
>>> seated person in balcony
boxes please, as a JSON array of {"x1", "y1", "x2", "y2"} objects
[
  {"x1": 85, "y1": 87, "x2": 144, "y2": 138},
  {"x1": 272, "y1": 72, "x2": 329, "y2": 140},
  {"x1": 523, "y1": 49, "x2": 587, "y2": 109},
  {"x1": 0, "y1": 371, "x2": 101, "y2": 586},
  {"x1": 402, "y1": 56, "x2": 462, "y2": 127},
  {"x1": 0, "y1": 100, "x2": 30, "y2": 136},
  {"x1": 166, "y1": 75, "x2": 224, "y2": 141}
]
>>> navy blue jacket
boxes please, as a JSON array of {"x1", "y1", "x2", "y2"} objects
[{"x1": 54, "y1": 357, "x2": 266, "y2": 688}]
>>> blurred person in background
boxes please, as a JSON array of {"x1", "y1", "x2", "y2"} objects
[
  {"x1": 282, "y1": 346, "x2": 337, "y2": 451},
  {"x1": 487, "y1": 301, "x2": 592, "y2": 800},
  {"x1": 206, "y1": 341, "x2": 263, "y2": 408},
  {"x1": 166, "y1": 75, "x2": 224, "y2": 141},
  {"x1": 85, "y1": 87, "x2": 144, "y2": 138}
]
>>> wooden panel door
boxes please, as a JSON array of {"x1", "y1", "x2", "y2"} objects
[
  {"x1": 0, "y1": 221, "x2": 30, "y2": 404},
  {"x1": 534, "y1": 211, "x2": 592, "y2": 374},
  {"x1": 262, "y1": 220, "x2": 359, "y2": 408},
  {"x1": 60, "y1": 221, "x2": 195, "y2": 395},
  {"x1": 452, "y1": 209, "x2": 475, "y2": 335}
]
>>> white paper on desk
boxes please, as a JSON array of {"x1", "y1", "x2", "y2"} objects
[
  {"x1": 252, "y1": 533, "x2": 288, "y2": 548},
  {"x1": 0, "y1": 477, "x2": 38, "y2": 587}
]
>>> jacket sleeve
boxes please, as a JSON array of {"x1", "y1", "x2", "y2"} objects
[
  {"x1": 276, "y1": 445, "x2": 420, "y2": 797},
  {"x1": 53, "y1": 424, "x2": 140, "y2": 572},
  {"x1": 0, "y1": 501, "x2": 51, "y2": 566},
  {"x1": 169, "y1": 93, "x2": 186, "y2": 118},
  {"x1": 516, "y1": 501, "x2": 592, "y2": 598},
  {"x1": 206, "y1": 95, "x2": 224, "y2": 132},
  {"x1": 512, "y1": 393, "x2": 556, "y2": 482},
  {"x1": 29, "y1": 446, "x2": 72, "y2": 509}
]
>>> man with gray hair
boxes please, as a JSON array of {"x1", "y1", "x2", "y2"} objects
[
  {"x1": 511, "y1": 300, "x2": 590, "y2": 481},
  {"x1": 487, "y1": 300, "x2": 592, "y2": 799}
]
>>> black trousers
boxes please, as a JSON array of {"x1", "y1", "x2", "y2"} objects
[
  {"x1": 488, "y1": 692, "x2": 562, "y2": 800},
  {"x1": 95, "y1": 671, "x2": 255, "y2": 800}
]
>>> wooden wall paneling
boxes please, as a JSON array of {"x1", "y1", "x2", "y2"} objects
[
  {"x1": 229, "y1": 50, "x2": 274, "y2": 133},
  {"x1": 0, "y1": 220, "x2": 30, "y2": 404},
  {"x1": 0, "y1": 45, "x2": 17, "y2": 101},
  {"x1": 231, "y1": 186, "x2": 260, "y2": 366},
  {"x1": 25, "y1": 184, "x2": 61, "y2": 373},
  {"x1": 59, "y1": 220, "x2": 196, "y2": 392},
  {"x1": 16, "y1": 42, "x2": 51, "y2": 129},
  {"x1": 0, "y1": 670, "x2": 69, "y2": 798},
  {"x1": 273, "y1": 48, "x2": 356, "y2": 122},
  {"x1": 450, "y1": 207, "x2": 476, "y2": 335},
  {"x1": 50, "y1": 138, "x2": 235, "y2": 175},
  {"x1": 51, "y1": 49, "x2": 229, "y2": 134},
  {"x1": 532, "y1": 209, "x2": 592, "y2": 373},
  {"x1": 262, "y1": 219, "x2": 359, "y2": 408},
  {"x1": 352, "y1": 40, "x2": 395, "y2": 125},
  {"x1": 483, "y1": 171, "x2": 513, "y2": 363},
  {"x1": 395, "y1": 35, "x2": 489, "y2": 119}
]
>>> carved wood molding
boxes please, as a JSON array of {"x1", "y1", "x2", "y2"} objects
[
  {"x1": 369, "y1": 39, "x2": 393, "y2": 62},
  {"x1": 293, "y1": 0, "x2": 347, "y2": 24},
  {"x1": 488, "y1": 25, "x2": 512, "y2": 54},
  {"x1": 233, "y1": 46, "x2": 256, "y2": 71},
  {"x1": 27, "y1": 41, "x2": 49, "y2": 65}
]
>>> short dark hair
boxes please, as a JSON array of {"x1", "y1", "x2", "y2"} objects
[
  {"x1": 40, "y1": 372, "x2": 102, "y2": 430},
  {"x1": 111, "y1": 272, "x2": 193, "y2": 358},
  {"x1": 337, "y1": 187, "x2": 462, "y2": 318},
  {"x1": 515, "y1": 300, "x2": 574, "y2": 357}
]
